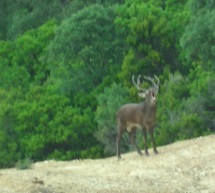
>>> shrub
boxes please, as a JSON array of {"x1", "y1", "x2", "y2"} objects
[{"x1": 15, "y1": 156, "x2": 33, "y2": 170}]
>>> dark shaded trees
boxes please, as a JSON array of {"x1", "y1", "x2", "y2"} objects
[{"x1": 47, "y1": 4, "x2": 126, "y2": 95}]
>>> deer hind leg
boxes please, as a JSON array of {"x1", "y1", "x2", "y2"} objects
[
  {"x1": 142, "y1": 128, "x2": 149, "y2": 156},
  {"x1": 116, "y1": 132, "x2": 121, "y2": 159},
  {"x1": 149, "y1": 129, "x2": 158, "y2": 154},
  {"x1": 116, "y1": 122, "x2": 123, "y2": 158},
  {"x1": 129, "y1": 128, "x2": 142, "y2": 156}
]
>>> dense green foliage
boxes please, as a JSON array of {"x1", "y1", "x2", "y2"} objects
[{"x1": 0, "y1": 0, "x2": 214, "y2": 168}]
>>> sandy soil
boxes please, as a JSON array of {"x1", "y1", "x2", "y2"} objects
[{"x1": 0, "y1": 135, "x2": 215, "y2": 193}]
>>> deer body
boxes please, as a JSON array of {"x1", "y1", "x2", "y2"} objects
[
  {"x1": 116, "y1": 75, "x2": 159, "y2": 159},
  {"x1": 117, "y1": 102, "x2": 156, "y2": 131}
]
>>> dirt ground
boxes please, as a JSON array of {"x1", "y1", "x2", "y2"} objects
[{"x1": 0, "y1": 135, "x2": 215, "y2": 193}]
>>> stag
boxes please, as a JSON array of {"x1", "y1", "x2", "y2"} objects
[{"x1": 116, "y1": 75, "x2": 160, "y2": 159}]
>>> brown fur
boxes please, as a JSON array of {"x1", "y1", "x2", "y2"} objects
[{"x1": 116, "y1": 78, "x2": 159, "y2": 159}]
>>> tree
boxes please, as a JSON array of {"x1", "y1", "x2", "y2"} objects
[
  {"x1": 47, "y1": 4, "x2": 126, "y2": 96},
  {"x1": 180, "y1": 0, "x2": 215, "y2": 71},
  {"x1": 156, "y1": 72, "x2": 189, "y2": 145},
  {"x1": 0, "y1": 88, "x2": 23, "y2": 168},
  {"x1": 115, "y1": 0, "x2": 188, "y2": 85},
  {"x1": 0, "y1": 0, "x2": 9, "y2": 39},
  {"x1": 13, "y1": 20, "x2": 57, "y2": 84},
  {"x1": 156, "y1": 68, "x2": 214, "y2": 146},
  {"x1": 0, "y1": 83, "x2": 103, "y2": 167},
  {"x1": 0, "y1": 20, "x2": 57, "y2": 90},
  {"x1": 179, "y1": 0, "x2": 215, "y2": 134},
  {"x1": 186, "y1": 65, "x2": 215, "y2": 132},
  {"x1": 0, "y1": 40, "x2": 30, "y2": 90},
  {"x1": 114, "y1": 1, "x2": 190, "y2": 78},
  {"x1": 95, "y1": 83, "x2": 129, "y2": 155},
  {"x1": 5, "y1": 0, "x2": 67, "y2": 39}
]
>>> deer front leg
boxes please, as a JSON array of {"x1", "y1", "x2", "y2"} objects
[
  {"x1": 142, "y1": 128, "x2": 149, "y2": 156},
  {"x1": 149, "y1": 129, "x2": 158, "y2": 154}
]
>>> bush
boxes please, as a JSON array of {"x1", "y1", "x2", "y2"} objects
[
  {"x1": 95, "y1": 83, "x2": 129, "y2": 155},
  {"x1": 15, "y1": 156, "x2": 33, "y2": 170},
  {"x1": 156, "y1": 69, "x2": 215, "y2": 146}
]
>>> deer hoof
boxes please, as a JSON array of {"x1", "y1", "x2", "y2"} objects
[
  {"x1": 138, "y1": 151, "x2": 143, "y2": 156},
  {"x1": 154, "y1": 150, "x2": 159, "y2": 154},
  {"x1": 117, "y1": 155, "x2": 121, "y2": 159}
]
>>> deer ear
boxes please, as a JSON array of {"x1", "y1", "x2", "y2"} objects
[{"x1": 138, "y1": 92, "x2": 146, "y2": 98}]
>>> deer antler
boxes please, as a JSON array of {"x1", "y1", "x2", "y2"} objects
[
  {"x1": 143, "y1": 75, "x2": 159, "y2": 89},
  {"x1": 132, "y1": 75, "x2": 147, "y2": 92},
  {"x1": 143, "y1": 76, "x2": 155, "y2": 87},
  {"x1": 154, "y1": 75, "x2": 160, "y2": 86}
]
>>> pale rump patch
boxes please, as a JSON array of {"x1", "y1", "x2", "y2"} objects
[{"x1": 126, "y1": 122, "x2": 141, "y2": 132}]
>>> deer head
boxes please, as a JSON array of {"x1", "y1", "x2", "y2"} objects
[{"x1": 132, "y1": 75, "x2": 160, "y2": 106}]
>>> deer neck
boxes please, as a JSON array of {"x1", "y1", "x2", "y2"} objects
[{"x1": 141, "y1": 101, "x2": 157, "y2": 116}]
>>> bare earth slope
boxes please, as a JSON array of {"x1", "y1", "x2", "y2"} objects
[{"x1": 0, "y1": 135, "x2": 215, "y2": 193}]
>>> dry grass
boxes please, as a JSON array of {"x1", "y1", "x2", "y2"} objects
[{"x1": 0, "y1": 135, "x2": 215, "y2": 193}]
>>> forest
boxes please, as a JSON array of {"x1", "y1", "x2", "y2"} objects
[{"x1": 0, "y1": 0, "x2": 214, "y2": 168}]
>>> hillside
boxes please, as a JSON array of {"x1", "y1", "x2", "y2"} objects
[{"x1": 0, "y1": 135, "x2": 215, "y2": 193}]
